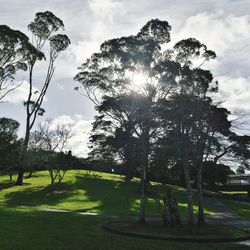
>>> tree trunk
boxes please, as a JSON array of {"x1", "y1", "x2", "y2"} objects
[
  {"x1": 16, "y1": 64, "x2": 34, "y2": 185},
  {"x1": 138, "y1": 130, "x2": 150, "y2": 224},
  {"x1": 9, "y1": 169, "x2": 13, "y2": 182},
  {"x1": 197, "y1": 166, "x2": 205, "y2": 225},
  {"x1": 139, "y1": 162, "x2": 146, "y2": 224},
  {"x1": 16, "y1": 168, "x2": 24, "y2": 185},
  {"x1": 49, "y1": 170, "x2": 55, "y2": 184},
  {"x1": 183, "y1": 165, "x2": 194, "y2": 226},
  {"x1": 16, "y1": 116, "x2": 30, "y2": 185},
  {"x1": 27, "y1": 171, "x2": 33, "y2": 178}
]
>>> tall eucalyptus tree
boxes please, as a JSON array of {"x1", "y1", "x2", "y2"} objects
[{"x1": 16, "y1": 11, "x2": 70, "y2": 185}]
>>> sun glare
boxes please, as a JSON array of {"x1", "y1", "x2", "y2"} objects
[
  {"x1": 130, "y1": 72, "x2": 147, "y2": 91},
  {"x1": 132, "y1": 72, "x2": 146, "y2": 86}
]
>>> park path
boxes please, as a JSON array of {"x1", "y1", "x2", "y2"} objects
[
  {"x1": 204, "y1": 196, "x2": 250, "y2": 246},
  {"x1": 204, "y1": 196, "x2": 250, "y2": 229}
]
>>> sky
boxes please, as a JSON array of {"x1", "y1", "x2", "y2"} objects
[{"x1": 0, "y1": 0, "x2": 250, "y2": 157}]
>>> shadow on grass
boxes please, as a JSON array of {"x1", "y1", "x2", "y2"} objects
[
  {"x1": 3, "y1": 182, "x2": 74, "y2": 207},
  {"x1": 1, "y1": 171, "x2": 213, "y2": 218},
  {"x1": 74, "y1": 175, "x2": 139, "y2": 215}
]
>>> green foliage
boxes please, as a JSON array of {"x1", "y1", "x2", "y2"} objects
[{"x1": 0, "y1": 117, "x2": 21, "y2": 170}]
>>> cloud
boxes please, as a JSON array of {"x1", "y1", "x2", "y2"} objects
[
  {"x1": 173, "y1": 11, "x2": 250, "y2": 78},
  {"x1": 209, "y1": 76, "x2": 250, "y2": 135},
  {"x1": 211, "y1": 76, "x2": 250, "y2": 112},
  {"x1": 2, "y1": 0, "x2": 250, "y2": 148},
  {"x1": 3, "y1": 81, "x2": 43, "y2": 104},
  {"x1": 175, "y1": 11, "x2": 250, "y2": 54},
  {"x1": 173, "y1": 11, "x2": 250, "y2": 135},
  {"x1": 71, "y1": 0, "x2": 127, "y2": 63},
  {"x1": 45, "y1": 114, "x2": 93, "y2": 157},
  {"x1": 88, "y1": 0, "x2": 124, "y2": 21}
]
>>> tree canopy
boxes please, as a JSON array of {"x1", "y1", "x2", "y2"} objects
[{"x1": 75, "y1": 18, "x2": 250, "y2": 225}]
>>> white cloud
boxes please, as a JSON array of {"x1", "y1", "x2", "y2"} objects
[
  {"x1": 172, "y1": 11, "x2": 250, "y2": 83},
  {"x1": 211, "y1": 76, "x2": 250, "y2": 111},
  {"x1": 3, "y1": 81, "x2": 42, "y2": 104},
  {"x1": 71, "y1": 0, "x2": 127, "y2": 63},
  {"x1": 46, "y1": 115, "x2": 93, "y2": 157},
  {"x1": 174, "y1": 11, "x2": 250, "y2": 56},
  {"x1": 2, "y1": 0, "x2": 250, "y2": 143},
  {"x1": 88, "y1": 0, "x2": 124, "y2": 22}
]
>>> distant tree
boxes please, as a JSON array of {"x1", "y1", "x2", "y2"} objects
[
  {"x1": 203, "y1": 161, "x2": 234, "y2": 190},
  {"x1": 16, "y1": 11, "x2": 70, "y2": 185},
  {"x1": 30, "y1": 119, "x2": 73, "y2": 184},
  {"x1": 0, "y1": 117, "x2": 20, "y2": 179}
]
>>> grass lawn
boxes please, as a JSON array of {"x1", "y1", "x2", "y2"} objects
[
  {"x1": 106, "y1": 220, "x2": 250, "y2": 239},
  {"x1": 221, "y1": 191, "x2": 248, "y2": 195},
  {"x1": 0, "y1": 206, "x2": 249, "y2": 250},
  {"x1": 224, "y1": 200, "x2": 250, "y2": 220},
  {"x1": 0, "y1": 170, "x2": 214, "y2": 218}
]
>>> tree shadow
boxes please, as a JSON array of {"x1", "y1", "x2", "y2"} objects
[
  {"x1": 73, "y1": 175, "x2": 167, "y2": 217},
  {"x1": 73, "y1": 175, "x2": 138, "y2": 215},
  {"x1": 2, "y1": 172, "x2": 208, "y2": 219},
  {"x1": 3, "y1": 182, "x2": 74, "y2": 207}
]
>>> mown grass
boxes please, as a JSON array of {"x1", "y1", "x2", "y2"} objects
[
  {"x1": 224, "y1": 200, "x2": 250, "y2": 220},
  {"x1": 0, "y1": 170, "x2": 214, "y2": 218},
  {"x1": 222, "y1": 191, "x2": 248, "y2": 195},
  {"x1": 108, "y1": 220, "x2": 250, "y2": 239},
  {"x1": 0, "y1": 206, "x2": 248, "y2": 250}
]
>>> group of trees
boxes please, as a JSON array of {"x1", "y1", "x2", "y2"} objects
[
  {"x1": 1, "y1": 11, "x2": 250, "y2": 228},
  {"x1": 75, "y1": 19, "x2": 250, "y2": 226},
  {"x1": 0, "y1": 11, "x2": 71, "y2": 184},
  {"x1": 0, "y1": 116, "x2": 77, "y2": 184}
]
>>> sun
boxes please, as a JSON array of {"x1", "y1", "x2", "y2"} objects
[
  {"x1": 130, "y1": 71, "x2": 147, "y2": 92},
  {"x1": 132, "y1": 72, "x2": 146, "y2": 86}
]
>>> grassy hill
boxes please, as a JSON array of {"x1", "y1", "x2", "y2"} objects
[
  {"x1": 0, "y1": 170, "x2": 213, "y2": 218},
  {"x1": 0, "y1": 170, "x2": 249, "y2": 250}
]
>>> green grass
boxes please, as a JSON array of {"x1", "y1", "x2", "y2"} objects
[
  {"x1": 222, "y1": 191, "x2": 248, "y2": 195},
  {"x1": 107, "y1": 220, "x2": 249, "y2": 239},
  {"x1": 0, "y1": 170, "x2": 214, "y2": 218},
  {"x1": 0, "y1": 170, "x2": 249, "y2": 249},
  {"x1": 224, "y1": 200, "x2": 250, "y2": 220},
  {"x1": 0, "y1": 206, "x2": 248, "y2": 250}
]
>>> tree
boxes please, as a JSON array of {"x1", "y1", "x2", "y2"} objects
[
  {"x1": 75, "y1": 19, "x2": 177, "y2": 223},
  {"x1": 30, "y1": 119, "x2": 73, "y2": 184},
  {"x1": 75, "y1": 18, "x2": 218, "y2": 224},
  {"x1": 16, "y1": 11, "x2": 70, "y2": 185},
  {"x1": 75, "y1": 19, "x2": 248, "y2": 226},
  {"x1": 0, "y1": 117, "x2": 20, "y2": 179},
  {"x1": 0, "y1": 25, "x2": 43, "y2": 101},
  {"x1": 203, "y1": 161, "x2": 234, "y2": 190},
  {"x1": 88, "y1": 96, "x2": 143, "y2": 181}
]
